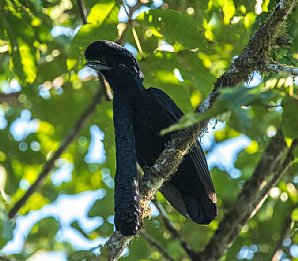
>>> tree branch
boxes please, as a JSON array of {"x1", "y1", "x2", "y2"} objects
[
  {"x1": 8, "y1": 88, "x2": 104, "y2": 219},
  {"x1": 153, "y1": 201, "x2": 199, "y2": 260},
  {"x1": 116, "y1": 0, "x2": 143, "y2": 46},
  {"x1": 270, "y1": 204, "x2": 296, "y2": 261},
  {"x1": 0, "y1": 255, "x2": 16, "y2": 261},
  {"x1": 0, "y1": 92, "x2": 20, "y2": 104},
  {"x1": 261, "y1": 62, "x2": 298, "y2": 76},
  {"x1": 199, "y1": 0, "x2": 297, "y2": 113},
  {"x1": 76, "y1": 0, "x2": 88, "y2": 25},
  {"x1": 100, "y1": 0, "x2": 298, "y2": 259},
  {"x1": 199, "y1": 134, "x2": 297, "y2": 261},
  {"x1": 141, "y1": 231, "x2": 175, "y2": 261}
]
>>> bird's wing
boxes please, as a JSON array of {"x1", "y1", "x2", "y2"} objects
[
  {"x1": 147, "y1": 87, "x2": 216, "y2": 203},
  {"x1": 189, "y1": 144, "x2": 217, "y2": 203},
  {"x1": 147, "y1": 87, "x2": 184, "y2": 121}
]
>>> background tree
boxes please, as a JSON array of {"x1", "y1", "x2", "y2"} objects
[{"x1": 0, "y1": 0, "x2": 297, "y2": 260}]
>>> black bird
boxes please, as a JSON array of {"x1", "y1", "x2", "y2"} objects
[{"x1": 85, "y1": 40, "x2": 217, "y2": 236}]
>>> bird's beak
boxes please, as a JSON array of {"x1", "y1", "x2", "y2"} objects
[{"x1": 85, "y1": 61, "x2": 112, "y2": 71}]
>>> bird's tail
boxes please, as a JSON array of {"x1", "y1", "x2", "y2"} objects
[
  {"x1": 183, "y1": 193, "x2": 217, "y2": 224},
  {"x1": 161, "y1": 182, "x2": 217, "y2": 224}
]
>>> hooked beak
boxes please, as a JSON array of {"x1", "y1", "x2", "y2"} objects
[{"x1": 85, "y1": 61, "x2": 112, "y2": 71}]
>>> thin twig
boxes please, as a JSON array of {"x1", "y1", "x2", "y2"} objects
[
  {"x1": 0, "y1": 92, "x2": 20, "y2": 103},
  {"x1": 131, "y1": 26, "x2": 144, "y2": 57},
  {"x1": 8, "y1": 89, "x2": 104, "y2": 219},
  {"x1": 98, "y1": 72, "x2": 113, "y2": 101},
  {"x1": 259, "y1": 139, "x2": 297, "y2": 200},
  {"x1": 141, "y1": 231, "x2": 175, "y2": 261},
  {"x1": 153, "y1": 201, "x2": 199, "y2": 260},
  {"x1": 0, "y1": 256, "x2": 16, "y2": 261},
  {"x1": 270, "y1": 204, "x2": 296, "y2": 261},
  {"x1": 117, "y1": 0, "x2": 144, "y2": 56},
  {"x1": 76, "y1": 0, "x2": 88, "y2": 25},
  {"x1": 261, "y1": 62, "x2": 298, "y2": 76}
]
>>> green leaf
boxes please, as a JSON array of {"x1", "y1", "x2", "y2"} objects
[
  {"x1": 18, "y1": 39, "x2": 38, "y2": 83},
  {"x1": 235, "y1": 146, "x2": 262, "y2": 179},
  {"x1": 161, "y1": 87, "x2": 280, "y2": 135},
  {"x1": 161, "y1": 87, "x2": 255, "y2": 134},
  {"x1": 177, "y1": 50, "x2": 216, "y2": 95},
  {"x1": 223, "y1": 0, "x2": 236, "y2": 25},
  {"x1": 138, "y1": 9, "x2": 206, "y2": 49},
  {"x1": 214, "y1": 126, "x2": 240, "y2": 142},
  {"x1": 87, "y1": 0, "x2": 116, "y2": 24},
  {"x1": 211, "y1": 167, "x2": 240, "y2": 207},
  {"x1": 37, "y1": 55, "x2": 67, "y2": 82},
  {"x1": 1, "y1": 9, "x2": 38, "y2": 84},
  {"x1": 67, "y1": 1, "x2": 119, "y2": 70},
  {"x1": 140, "y1": 52, "x2": 193, "y2": 112},
  {"x1": 27, "y1": 217, "x2": 59, "y2": 242},
  {"x1": 42, "y1": 0, "x2": 61, "y2": 8},
  {"x1": 68, "y1": 250, "x2": 96, "y2": 261},
  {"x1": 282, "y1": 96, "x2": 298, "y2": 138},
  {"x1": 88, "y1": 195, "x2": 114, "y2": 237}
]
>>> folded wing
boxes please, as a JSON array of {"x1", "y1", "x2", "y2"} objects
[{"x1": 144, "y1": 87, "x2": 217, "y2": 224}]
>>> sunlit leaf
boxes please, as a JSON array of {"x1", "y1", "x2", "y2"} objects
[
  {"x1": 223, "y1": 0, "x2": 236, "y2": 25},
  {"x1": 87, "y1": 0, "x2": 116, "y2": 25},
  {"x1": 138, "y1": 9, "x2": 206, "y2": 49},
  {"x1": 67, "y1": 1, "x2": 119, "y2": 70}
]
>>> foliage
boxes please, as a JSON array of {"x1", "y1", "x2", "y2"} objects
[{"x1": 0, "y1": 0, "x2": 297, "y2": 260}]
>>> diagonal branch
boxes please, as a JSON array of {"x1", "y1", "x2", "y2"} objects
[
  {"x1": 199, "y1": 0, "x2": 297, "y2": 113},
  {"x1": 0, "y1": 255, "x2": 16, "y2": 261},
  {"x1": 76, "y1": 0, "x2": 88, "y2": 25},
  {"x1": 0, "y1": 92, "x2": 20, "y2": 104},
  {"x1": 100, "y1": 0, "x2": 298, "y2": 259},
  {"x1": 8, "y1": 88, "x2": 105, "y2": 219},
  {"x1": 270, "y1": 204, "x2": 296, "y2": 261},
  {"x1": 199, "y1": 135, "x2": 297, "y2": 261},
  {"x1": 153, "y1": 201, "x2": 199, "y2": 260},
  {"x1": 141, "y1": 231, "x2": 175, "y2": 261},
  {"x1": 260, "y1": 62, "x2": 298, "y2": 76}
]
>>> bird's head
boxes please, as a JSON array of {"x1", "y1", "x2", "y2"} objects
[{"x1": 84, "y1": 40, "x2": 144, "y2": 82}]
